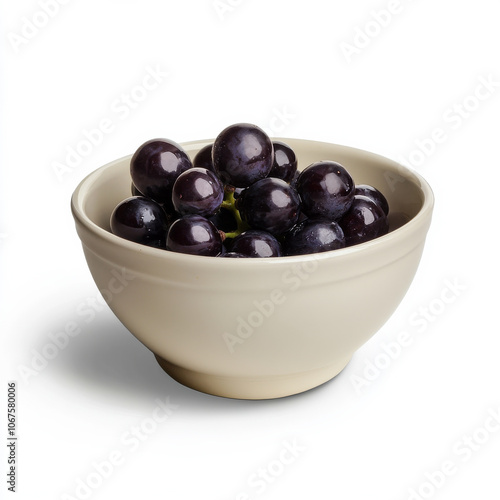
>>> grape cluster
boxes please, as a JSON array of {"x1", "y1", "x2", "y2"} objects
[{"x1": 110, "y1": 123, "x2": 390, "y2": 257}]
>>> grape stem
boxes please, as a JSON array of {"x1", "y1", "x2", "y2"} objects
[{"x1": 220, "y1": 187, "x2": 248, "y2": 240}]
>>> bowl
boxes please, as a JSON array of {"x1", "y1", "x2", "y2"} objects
[{"x1": 71, "y1": 138, "x2": 434, "y2": 399}]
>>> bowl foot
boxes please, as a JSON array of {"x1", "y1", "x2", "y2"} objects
[{"x1": 153, "y1": 354, "x2": 351, "y2": 400}]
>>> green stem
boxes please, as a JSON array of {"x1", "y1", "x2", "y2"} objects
[
  {"x1": 220, "y1": 188, "x2": 248, "y2": 240},
  {"x1": 223, "y1": 230, "x2": 241, "y2": 240}
]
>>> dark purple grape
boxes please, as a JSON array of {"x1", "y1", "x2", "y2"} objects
[
  {"x1": 208, "y1": 208, "x2": 238, "y2": 233},
  {"x1": 212, "y1": 123, "x2": 274, "y2": 188},
  {"x1": 230, "y1": 230, "x2": 282, "y2": 257},
  {"x1": 268, "y1": 141, "x2": 297, "y2": 183},
  {"x1": 172, "y1": 167, "x2": 224, "y2": 217},
  {"x1": 283, "y1": 219, "x2": 345, "y2": 256},
  {"x1": 297, "y1": 161, "x2": 355, "y2": 220},
  {"x1": 355, "y1": 184, "x2": 389, "y2": 215},
  {"x1": 166, "y1": 215, "x2": 223, "y2": 256},
  {"x1": 338, "y1": 195, "x2": 389, "y2": 246},
  {"x1": 193, "y1": 143, "x2": 215, "y2": 172},
  {"x1": 130, "y1": 138, "x2": 193, "y2": 206},
  {"x1": 110, "y1": 196, "x2": 168, "y2": 248},
  {"x1": 236, "y1": 178, "x2": 301, "y2": 235}
]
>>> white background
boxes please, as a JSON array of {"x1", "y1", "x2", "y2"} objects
[{"x1": 1, "y1": 1, "x2": 500, "y2": 499}]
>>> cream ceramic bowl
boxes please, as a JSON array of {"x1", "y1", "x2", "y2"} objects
[{"x1": 71, "y1": 138, "x2": 434, "y2": 399}]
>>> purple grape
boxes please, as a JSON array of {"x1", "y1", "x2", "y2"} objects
[
  {"x1": 297, "y1": 161, "x2": 355, "y2": 220},
  {"x1": 166, "y1": 215, "x2": 223, "y2": 256},
  {"x1": 355, "y1": 184, "x2": 389, "y2": 215},
  {"x1": 268, "y1": 141, "x2": 297, "y2": 183},
  {"x1": 193, "y1": 143, "x2": 215, "y2": 172},
  {"x1": 130, "y1": 138, "x2": 193, "y2": 206},
  {"x1": 230, "y1": 230, "x2": 282, "y2": 257},
  {"x1": 283, "y1": 219, "x2": 345, "y2": 256},
  {"x1": 172, "y1": 167, "x2": 224, "y2": 217},
  {"x1": 338, "y1": 195, "x2": 389, "y2": 246},
  {"x1": 236, "y1": 177, "x2": 300, "y2": 235},
  {"x1": 212, "y1": 123, "x2": 274, "y2": 187},
  {"x1": 110, "y1": 196, "x2": 168, "y2": 248}
]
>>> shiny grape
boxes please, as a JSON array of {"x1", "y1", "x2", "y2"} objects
[
  {"x1": 166, "y1": 215, "x2": 223, "y2": 256},
  {"x1": 236, "y1": 177, "x2": 301, "y2": 235},
  {"x1": 110, "y1": 196, "x2": 168, "y2": 248},
  {"x1": 338, "y1": 195, "x2": 389, "y2": 246},
  {"x1": 297, "y1": 161, "x2": 355, "y2": 220},
  {"x1": 212, "y1": 123, "x2": 273, "y2": 187},
  {"x1": 172, "y1": 167, "x2": 224, "y2": 217},
  {"x1": 130, "y1": 138, "x2": 193, "y2": 206}
]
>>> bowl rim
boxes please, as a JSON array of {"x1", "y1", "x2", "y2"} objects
[{"x1": 71, "y1": 137, "x2": 434, "y2": 266}]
